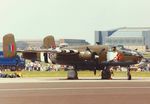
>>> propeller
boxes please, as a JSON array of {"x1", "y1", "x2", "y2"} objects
[
  {"x1": 94, "y1": 48, "x2": 106, "y2": 75},
  {"x1": 85, "y1": 47, "x2": 106, "y2": 75}
]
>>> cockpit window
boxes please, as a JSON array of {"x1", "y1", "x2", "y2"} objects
[
  {"x1": 108, "y1": 46, "x2": 117, "y2": 52},
  {"x1": 116, "y1": 45, "x2": 124, "y2": 50}
]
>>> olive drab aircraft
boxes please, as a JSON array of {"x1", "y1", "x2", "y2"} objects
[
  {"x1": 47, "y1": 41, "x2": 143, "y2": 80},
  {"x1": 3, "y1": 34, "x2": 143, "y2": 80}
]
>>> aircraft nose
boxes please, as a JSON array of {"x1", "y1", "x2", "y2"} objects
[
  {"x1": 136, "y1": 52, "x2": 144, "y2": 62},
  {"x1": 137, "y1": 52, "x2": 143, "y2": 58},
  {"x1": 131, "y1": 50, "x2": 143, "y2": 57},
  {"x1": 130, "y1": 50, "x2": 143, "y2": 62}
]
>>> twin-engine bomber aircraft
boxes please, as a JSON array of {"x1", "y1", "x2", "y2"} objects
[{"x1": 3, "y1": 34, "x2": 143, "y2": 80}]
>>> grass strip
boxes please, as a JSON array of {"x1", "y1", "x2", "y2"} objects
[{"x1": 2, "y1": 70, "x2": 150, "y2": 77}]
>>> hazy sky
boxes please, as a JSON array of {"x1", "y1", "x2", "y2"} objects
[{"x1": 0, "y1": 0, "x2": 150, "y2": 44}]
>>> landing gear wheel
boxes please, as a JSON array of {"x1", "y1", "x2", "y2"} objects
[
  {"x1": 127, "y1": 74, "x2": 131, "y2": 80},
  {"x1": 127, "y1": 69, "x2": 131, "y2": 80},
  {"x1": 101, "y1": 67, "x2": 111, "y2": 79},
  {"x1": 67, "y1": 69, "x2": 78, "y2": 79}
]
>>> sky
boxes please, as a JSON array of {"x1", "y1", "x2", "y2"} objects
[{"x1": 0, "y1": 0, "x2": 150, "y2": 44}]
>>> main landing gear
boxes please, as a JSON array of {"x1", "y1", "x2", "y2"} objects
[
  {"x1": 67, "y1": 66, "x2": 132, "y2": 80},
  {"x1": 101, "y1": 66, "x2": 111, "y2": 79},
  {"x1": 127, "y1": 66, "x2": 131, "y2": 80},
  {"x1": 67, "y1": 69, "x2": 78, "y2": 79},
  {"x1": 101, "y1": 66, "x2": 132, "y2": 80}
]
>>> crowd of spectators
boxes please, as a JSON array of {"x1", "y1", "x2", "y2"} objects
[{"x1": 25, "y1": 61, "x2": 65, "y2": 71}]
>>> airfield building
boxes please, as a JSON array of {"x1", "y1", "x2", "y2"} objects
[
  {"x1": 95, "y1": 27, "x2": 150, "y2": 52},
  {"x1": 59, "y1": 39, "x2": 89, "y2": 46},
  {"x1": 16, "y1": 39, "x2": 89, "y2": 50}
]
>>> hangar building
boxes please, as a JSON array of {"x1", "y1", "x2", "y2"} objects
[
  {"x1": 95, "y1": 27, "x2": 150, "y2": 52},
  {"x1": 16, "y1": 39, "x2": 89, "y2": 50},
  {"x1": 59, "y1": 39, "x2": 89, "y2": 46}
]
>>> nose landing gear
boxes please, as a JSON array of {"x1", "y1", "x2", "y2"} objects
[{"x1": 127, "y1": 66, "x2": 131, "y2": 80}]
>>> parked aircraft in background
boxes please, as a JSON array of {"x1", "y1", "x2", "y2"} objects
[{"x1": 3, "y1": 34, "x2": 143, "y2": 80}]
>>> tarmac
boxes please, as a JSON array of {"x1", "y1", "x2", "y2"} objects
[
  {"x1": 0, "y1": 77, "x2": 150, "y2": 83},
  {"x1": 0, "y1": 77, "x2": 150, "y2": 104}
]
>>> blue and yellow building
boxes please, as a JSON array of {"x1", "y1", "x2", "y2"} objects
[{"x1": 95, "y1": 27, "x2": 150, "y2": 52}]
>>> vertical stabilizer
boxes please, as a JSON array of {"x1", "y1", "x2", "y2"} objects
[
  {"x1": 43, "y1": 35, "x2": 56, "y2": 49},
  {"x1": 3, "y1": 33, "x2": 16, "y2": 58}
]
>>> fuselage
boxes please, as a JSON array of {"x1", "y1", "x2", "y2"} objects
[{"x1": 50, "y1": 45, "x2": 143, "y2": 70}]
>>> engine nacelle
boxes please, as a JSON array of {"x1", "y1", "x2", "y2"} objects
[
  {"x1": 70, "y1": 49, "x2": 79, "y2": 53},
  {"x1": 61, "y1": 49, "x2": 70, "y2": 53},
  {"x1": 79, "y1": 51, "x2": 92, "y2": 60}
]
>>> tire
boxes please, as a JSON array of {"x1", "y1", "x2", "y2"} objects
[
  {"x1": 127, "y1": 67, "x2": 132, "y2": 80},
  {"x1": 67, "y1": 69, "x2": 78, "y2": 79},
  {"x1": 127, "y1": 72, "x2": 131, "y2": 80},
  {"x1": 101, "y1": 67, "x2": 111, "y2": 79}
]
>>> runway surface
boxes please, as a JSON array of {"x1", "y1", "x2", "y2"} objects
[{"x1": 0, "y1": 77, "x2": 150, "y2": 104}]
